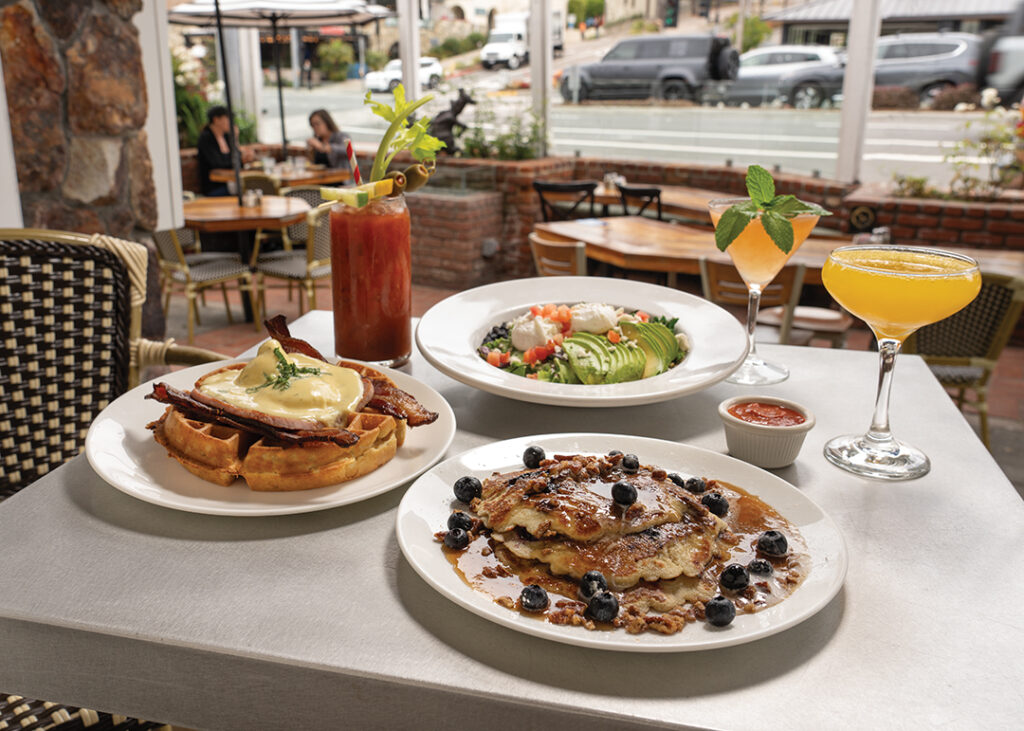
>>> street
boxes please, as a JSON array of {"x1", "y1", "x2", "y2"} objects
[{"x1": 261, "y1": 78, "x2": 984, "y2": 187}]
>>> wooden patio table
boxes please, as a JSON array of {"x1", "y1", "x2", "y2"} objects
[
  {"x1": 535, "y1": 216, "x2": 1024, "y2": 285},
  {"x1": 209, "y1": 165, "x2": 351, "y2": 187},
  {"x1": 545, "y1": 183, "x2": 724, "y2": 220}
]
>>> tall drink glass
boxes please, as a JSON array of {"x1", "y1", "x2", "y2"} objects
[
  {"x1": 821, "y1": 245, "x2": 981, "y2": 480},
  {"x1": 709, "y1": 198, "x2": 819, "y2": 385},
  {"x1": 330, "y1": 195, "x2": 412, "y2": 367}
]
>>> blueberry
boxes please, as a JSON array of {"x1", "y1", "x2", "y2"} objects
[
  {"x1": 587, "y1": 591, "x2": 619, "y2": 622},
  {"x1": 757, "y1": 530, "x2": 789, "y2": 557},
  {"x1": 447, "y1": 511, "x2": 473, "y2": 532},
  {"x1": 701, "y1": 492, "x2": 729, "y2": 517},
  {"x1": 704, "y1": 595, "x2": 736, "y2": 627},
  {"x1": 443, "y1": 528, "x2": 469, "y2": 550},
  {"x1": 453, "y1": 476, "x2": 482, "y2": 503},
  {"x1": 578, "y1": 571, "x2": 608, "y2": 601},
  {"x1": 621, "y1": 454, "x2": 640, "y2": 473},
  {"x1": 607, "y1": 450, "x2": 623, "y2": 457},
  {"x1": 523, "y1": 446, "x2": 546, "y2": 469},
  {"x1": 684, "y1": 477, "x2": 707, "y2": 494},
  {"x1": 611, "y1": 480, "x2": 637, "y2": 507},
  {"x1": 520, "y1": 584, "x2": 549, "y2": 612},
  {"x1": 748, "y1": 559, "x2": 773, "y2": 576},
  {"x1": 668, "y1": 473, "x2": 686, "y2": 487},
  {"x1": 719, "y1": 563, "x2": 750, "y2": 591}
]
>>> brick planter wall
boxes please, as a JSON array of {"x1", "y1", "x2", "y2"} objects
[{"x1": 406, "y1": 189, "x2": 502, "y2": 288}]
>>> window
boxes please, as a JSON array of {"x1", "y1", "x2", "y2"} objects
[
  {"x1": 605, "y1": 41, "x2": 640, "y2": 61},
  {"x1": 741, "y1": 52, "x2": 771, "y2": 67},
  {"x1": 639, "y1": 41, "x2": 669, "y2": 59},
  {"x1": 666, "y1": 39, "x2": 692, "y2": 58}
]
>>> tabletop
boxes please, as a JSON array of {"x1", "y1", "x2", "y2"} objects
[
  {"x1": 1, "y1": 310, "x2": 1021, "y2": 730},
  {"x1": 209, "y1": 166, "x2": 350, "y2": 187},
  {"x1": 547, "y1": 183, "x2": 723, "y2": 220},
  {"x1": 182, "y1": 195, "x2": 311, "y2": 234},
  {"x1": 536, "y1": 216, "x2": 1024, "y2": 284}
]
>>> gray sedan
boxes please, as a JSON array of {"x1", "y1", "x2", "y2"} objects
[{"x1": 714, "y1": 45, "x2": 844, "y2": 108}]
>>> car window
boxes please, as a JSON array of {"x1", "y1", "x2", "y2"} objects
[
  {"x1": 605, "y1": 41, "x2": 639, "y2": 61},
  {"x1": 667, "y1": 39, "x2": 693, "y2": 57},
  {"x1": 740, "y1": 52, "x2": 771, "y2": 67},
  {"x1": 385, "y1": 60, "x2": 402, "y2": 70},
  {"x1": 420, "y1": 59, "x2": 433, "y2": 67},
  {"x1": 639, "y1": 40, "x2": 669, "y2": 59}
]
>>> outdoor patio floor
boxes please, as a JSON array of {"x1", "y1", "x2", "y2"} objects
[{"x1": 159, "y1": 280, "x2": 1024, "y2": 497}]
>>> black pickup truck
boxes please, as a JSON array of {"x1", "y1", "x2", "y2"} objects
[{"x1": 560, "y1": 34, "x2": 739, "y2": 102}]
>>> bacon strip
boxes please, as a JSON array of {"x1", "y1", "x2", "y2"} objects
[
  {"x1": 146, "y1": 382, "x2": 359, "y2": 446},
  {"x1": 265, "y1": 314, "x2": 330, "y2": 362}
]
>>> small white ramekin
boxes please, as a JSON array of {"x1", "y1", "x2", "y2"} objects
[{"x1": 718, "y1": 395, "x2": 816, "y2": 469}]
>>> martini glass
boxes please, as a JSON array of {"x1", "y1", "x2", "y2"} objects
[
  {"x1": 821, "y1": 245, "x2": 981, "y2": 480},
  {"x1": 709, "y1": 198, "x2": 820, "y2": 385}
]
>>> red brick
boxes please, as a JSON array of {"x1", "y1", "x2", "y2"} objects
[
  {"x1": 920, "y1": 203, "x2": 943, "y2": 214},
  {"x1": 890, "y1": 226, "x2": 915, "y2": 239},
  {"x1": 962, "y1": 231, "x2": 1004, "y2": 246},
  {"x1": 987, "y1": 206, "x2": 1009, "y2": 219},
  {"x1": 942, "y1": 217, "x2": 985, "y2": 230},
  {"x1": 964, "y1": 205, "x2": 988, "y2": 218},
  {"x1": 1003, "y1": 235, "x2": 1024, "y2": 248},
  {"x1": 918, "y1": 228, "x2": 960, "y2": 242},
  {"x1": 876, "y1": 212, "x2": 895, "y2": 224},
  {"x1": 988, "y1": 219, "x2": 1024, "y2": 234},
  {"x1": 897, "y1": 213, "x2": 940, "y2": 227}
]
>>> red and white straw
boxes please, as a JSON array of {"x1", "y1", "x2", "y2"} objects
[{"x1": 346, "y1": 140, "x2": 362, "y2": 185}]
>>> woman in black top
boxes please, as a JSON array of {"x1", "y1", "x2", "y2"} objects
[
  {"x1": 306, "y1": 109, "x2": 352, "y2": 172},
  {"x1": 196, "y1": 105, "x2": 235, "y2": 196}
]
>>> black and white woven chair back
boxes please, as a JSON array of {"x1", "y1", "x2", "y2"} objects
[{"x1": 0, "y1": 239, "x2": 131, "y2": 498}]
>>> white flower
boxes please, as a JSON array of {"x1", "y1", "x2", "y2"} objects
[{"x1": 980, "y1": 87, "x2": 1001, "y2": 109}]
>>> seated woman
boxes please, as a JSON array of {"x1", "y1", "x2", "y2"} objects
[
  {"x1": 306, "y1": 109, "x2": 352, "y2": 173},
  {"x1": 196, "y1": 105, "x2": 249, "y2": 196}
]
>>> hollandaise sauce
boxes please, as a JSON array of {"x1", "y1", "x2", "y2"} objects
[{"x1": 197, "y1": 340, "x2": 364, "y2": 426}]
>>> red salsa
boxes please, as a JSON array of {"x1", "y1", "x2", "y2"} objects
[{"x1": 728, "y1": 401, "x2": 806, "y2": 427}]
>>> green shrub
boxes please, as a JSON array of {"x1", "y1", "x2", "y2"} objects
[
  {"x1": 317, "y1": 39, "x2": 354, "y2": 81},
  {"x1": 365, "y1": 50, "x2": 388, "y2": 71},
  {"x1": 467, "y1": 31, "x2": 486, "y2": 48},
  {"x1": 460, "y1": 104, "x2": 546, "y2": 160},
  {"x1": 725, "y1": 14, "x2": 770, "y2": 53}
]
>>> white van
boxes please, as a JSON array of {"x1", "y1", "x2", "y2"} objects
[{"x1": 481, "y1": 11, "x2": 565, "y2": 70}]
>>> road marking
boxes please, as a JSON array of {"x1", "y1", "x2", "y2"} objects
[{"x1": 549, "y1": 126, "x2": 958, "y2": 148}]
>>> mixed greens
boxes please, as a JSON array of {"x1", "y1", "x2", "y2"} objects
[{"x1": 478, "y1": 303, "x2": 687, "y2": 385}]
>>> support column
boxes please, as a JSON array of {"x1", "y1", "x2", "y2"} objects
[
  {"x1": 397, "y1": 0, "x2": 421, "y2": 101},
  {"x1": 529, "y1": 0, "x2": 552, "y2": 157},
  {"x1": 290, "y1": 28, "x2": 301, "y2": 88},
  {"x1": 836, "y1": 0, "x2": 882, "y2": 183}
]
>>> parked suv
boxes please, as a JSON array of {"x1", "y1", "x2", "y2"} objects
[
  {"x1": 977, "y1": 1, "x2": 1024, "y2": 103},
  {"x1": 560, "y1": 34, "x2": 739, "y2": 102},
  {"x1": 365, "y1": 57, "x2": 443, "y2": 93},
  {"x1": 720, "y1": 44, "x2": 844, "y2": 107},
  {"x1": 873, "y1": 33, "x2": 981, "y2": 103}
]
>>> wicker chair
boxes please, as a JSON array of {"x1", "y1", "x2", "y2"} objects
[
  {"x1": 529, "y1": 231, "x2": 587, "y2": 276},
  {"x1": 617, "y1": 183, "x2": 663, "y2": 220},
  {"x1": 699, "y1": 258, "x2": 853, "y2": 346},
  {"x1": 278, "y1": 184, "x2": 327, "y2": 252},
  {"x1": 0, "y1": 229, "x2": 226, "y2": 731},
  {"x1": 151, "y1": 228, "x2": 259, "y2": 343},
  {"x1": 253, "y1": 200, "x2": 332, "y2": 316},
  {"x1": 533, "y1": 180, "x2": 598, "y2": 222},
  {"x1": 904, "y1": 272, "x2": 1024, "y2": 448},
  {"x1": 240, "y1": 171, "x2": 280, "y2": 195}
]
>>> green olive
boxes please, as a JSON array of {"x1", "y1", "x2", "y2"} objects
[
  {"x1": 384, "y1": 170, "x2": 407, "y2": 195},
  {"x1": 402, "y1": 164, "x2": 432, "y2": 192}
]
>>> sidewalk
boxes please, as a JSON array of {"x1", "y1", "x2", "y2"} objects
[{"x1": 162, "y1": 281, "x2": 1024, "y2": 498}]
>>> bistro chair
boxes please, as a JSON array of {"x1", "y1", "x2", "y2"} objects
[
  {"x1": 699, "y1": 258, "x2": 853, "y2": 346},
  {"x1": 253, "y1": 200, "x2": 333, "y2": 316},
  {"x1": 240, "y1": 171, "x2": 280, "y2": 195},
  {"x1": 617, "y1": 183, "x2": 663, "y2": 220},
  {"x1": 278, "y1": 184, "x2": 327, "y2": 252},
  {"x1": 529, "y1": 231, "x2": 587, "y2": 276},
  {"x1": 0, "y1": 230, "x2": 216, "y2": 730},
  {"x1": 151, "y1": 227, "x2": 259, "y2": 343},
  {"x1": 533, "y1": 180, "x2": 598, "y2": 222},
  {"x1": 904, "y1": 272, "x2": 1024, "y2": 448}
]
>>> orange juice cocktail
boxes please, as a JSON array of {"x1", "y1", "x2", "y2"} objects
[{"x1": 710, "y1": 207, "x2": 819, "y2": 287}]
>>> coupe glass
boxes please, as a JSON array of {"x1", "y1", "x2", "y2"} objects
[
  {"x1": 821, "y1": 245, "x2": 981, "y2": 480},
  {"x1": 708, "y1": 198, "x2": 820, "y2": 385}
]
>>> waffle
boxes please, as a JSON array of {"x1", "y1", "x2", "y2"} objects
[{"x1": 149, "y1": 359, "x2": 411, "y2": 491}]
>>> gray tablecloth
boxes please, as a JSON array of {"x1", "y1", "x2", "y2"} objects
[{"x1": 1, "y1": 311, "x2": 1021, "y2": 730}]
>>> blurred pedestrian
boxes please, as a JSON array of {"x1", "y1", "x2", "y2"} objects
[{"x1": 307, "y1": 109, "x2": 352, "y2": 171}]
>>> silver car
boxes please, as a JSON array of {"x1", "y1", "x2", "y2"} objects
[
  {"x1": 723, "y1": 45, "x2": 844, "y2": 108},
  {"x1": 873, "y1": 33, "x2": 982, "y2": 103}
]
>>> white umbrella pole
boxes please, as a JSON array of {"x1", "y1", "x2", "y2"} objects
[
  {"x1": 271, "y1": 15, "x2": 288, "y2": 159},
  {"x1": 213, "y1": 0, "x2": 244, "y2": 204}
]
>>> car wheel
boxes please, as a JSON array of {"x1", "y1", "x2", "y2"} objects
[
  {"x1": 716, "y1": 47, "x2": 740, "y2": 81},
  {"x1": 507, "y1": 55, "x2": 521, "y2": 70},
  {"x1": 792, "y1": 83, "x2": 823, "y2": 109},
  {"x1": 920, "y1": 82, "x2": 953, "y2": 107},
  {"x1": 482, "y1": 61, "x2": 493, "y2": 70},
  {"x1": 659, "y1": 79, "x2": 691, "y2": 101},
  {"x1": 429, "y1": 75, "x2": 440, "y2": 89},
  {"x1": 387, "y1": 79, "x2": 400, "y2": 92}
]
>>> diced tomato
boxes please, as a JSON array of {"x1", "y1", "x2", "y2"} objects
[
  {"x1": 607, "y1": 329, "x2": 621, "y2": 344},
  {"x1": 637, "y1": 311, "x2": 650, "y2": 322},
  {"x1": 548, "y1": 333, "x2": 564, "y2": 347},
  {"x1": 526, "y1": 373, "x2": 538, "y2": 379},
  {"x1": 561, "y1": 320, "x2": 573, "y2": 334},
  {"x1": 486, "y1": 350, "x2": 502, "y2": 367},
  {"x1": 499, "y1": 351, "x2": 510, "y2": 365},
  {"x1": 530, "y1": 305, "x2": 542, "y2": 317},
  {"x1": 524, "y1": 345, "x2": 554, "y2": 364},
  {"x1": 541, "y1": 303, "x2": 557, "y2": 318},
  {"x1": 556, "y1": 304, "x2": 572, "y2": 323}
]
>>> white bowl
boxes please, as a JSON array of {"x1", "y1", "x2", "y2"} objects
[{"x1": 718, "y1": 395, "x2": 815, "y2": 469}]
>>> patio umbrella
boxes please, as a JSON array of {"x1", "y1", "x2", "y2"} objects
[{"x1": 169, "y1": 0, "x2": 392, "y2": 192}]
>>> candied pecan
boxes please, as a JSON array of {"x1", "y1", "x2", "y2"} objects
[{"x1": 496, "y1": 596, "x2": 515, "y2": 609}]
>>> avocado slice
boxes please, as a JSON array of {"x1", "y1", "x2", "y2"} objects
[
  {"x1": 620, "y1": 342, "x2": 646, "y2": 382},
  {"x1": 621, "y1": 321, "x2": 667, "y2": 377},
  {"x1": 564, "y1": 334, "x2": 610, "y2": 384},
  {"x1": 640, "y1": 321, "x2": 680, "y2": 363}
]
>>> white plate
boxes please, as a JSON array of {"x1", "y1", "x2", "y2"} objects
[
  {"x1": 397, "y1": 433, "x2": 847, "y2": 653},
  {"x1": 415, "y1": 277, "x2": 748, "y2": 407},
  {"x1": 85, "y1": 362, "x2": 456, "y2": 517}
]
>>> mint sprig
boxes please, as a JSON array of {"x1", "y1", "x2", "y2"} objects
[
  {"x1": 714, "y1": 165, "x2": 832, "y2": 253},
  {"x1": 364, "y1": 84, "x2": 446, "y2": 183}
]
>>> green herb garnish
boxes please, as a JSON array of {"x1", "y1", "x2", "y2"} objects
[
  {"x1": 714, "y1": 165, "x2": 832, "y2": 254},
  {"x1": 246, "y1": 347, "x2": 321, "y2": 393},
  {"x1": 648, "y1": 314, "x2": 679, "y2": 330},
  {"x1": 364, "y1": 84, "x2": 446, "y2": 183}
]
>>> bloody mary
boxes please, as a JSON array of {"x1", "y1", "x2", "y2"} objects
[{"x1": 330, "y1": 195, "x2": 412, "y2": 366}]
